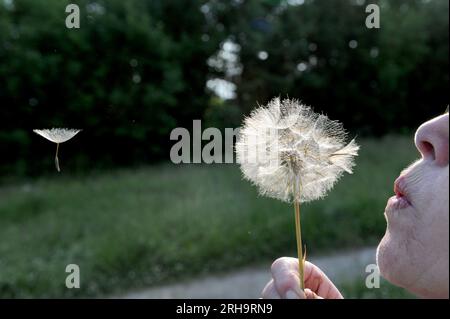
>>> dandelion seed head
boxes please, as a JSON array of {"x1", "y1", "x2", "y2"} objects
[
  {"x1": 33, "y1": 128, "x2": 82, "y2": 144},
  {"x1": 235, "y1": 98, "x2": 359, "y2": 203}
]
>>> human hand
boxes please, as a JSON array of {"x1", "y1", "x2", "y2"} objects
[{"x1": 261, "y1": 257, "x2": 343, "y2": 299}]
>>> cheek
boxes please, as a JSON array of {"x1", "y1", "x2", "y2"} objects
[
  {"x1": 423, "y1": 174, "x2": 449, "y2": 254},
  {"x1": 416, "y1": 169, "x2": 449, "y2": 250},
  {"x1": 402, "y1": 168, "x2": 450, "y2": 274}
]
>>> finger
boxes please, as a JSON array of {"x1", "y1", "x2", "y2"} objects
[
  {"x1": 261, "y1": 279, "x2": 281, "y2": 299},
  {"x1": 271, "y1": 257, "x2": 342, "y2": 299},
  {"x1": 305, "y1": 288, "x2": 324, "y2": 299},
  {"x1": 303, "y1": 261, "x2": 343, "y2": 299},
  {"x1": 271, "y1": 257, "x2": 305, "y2": 298}
]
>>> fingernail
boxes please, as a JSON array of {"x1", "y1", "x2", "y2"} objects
[
  {"x1": 304, "y1": 288, "x2": 318, "y2": 299},
  {"x1": 285, "y1": 290, "x2": 299, "y2": 299}
]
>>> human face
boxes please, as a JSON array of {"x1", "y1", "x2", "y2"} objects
[{"x1": 377, "y1": 113, "x2": 449, "y2": 298}]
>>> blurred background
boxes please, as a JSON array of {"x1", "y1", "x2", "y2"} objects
[{"x1": 0, "y1": 0, "x2": 448, "y2": 298}]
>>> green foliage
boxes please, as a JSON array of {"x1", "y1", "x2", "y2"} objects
[
  {"x1": 204, "y1": 97, "x2": 242, "y2": 129},
  {"x1": 340, "y1": 277, "x2": 415, "y2": 299},
  {"x1": 0, "y1": 0, "x2": 220, "y2": 176},
  {"x1": 211, "y1": 0, "x2": 449, "y2": 134},
  {"x1": 0, "y1": 136, "x2": 417, "y2": 297},
  {"x1": 0, "y1": 0, "x2": 447, "y2": 177}
]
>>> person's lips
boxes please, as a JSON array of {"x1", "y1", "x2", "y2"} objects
[
  {"x1": 394, "y1": 176, "x2": 412, "y2": 203},
  {"x1": 387, "y1": 175, "x2": 412, "y2": 211}
]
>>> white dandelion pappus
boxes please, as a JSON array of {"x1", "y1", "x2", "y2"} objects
[
  {"x1": 235, "y1": 98, "x2": 359, "y2": 203},
  {"x1": 33, "y1": 128, "x2": 81, "y2": 143},
  {"x1": 33, "y1": 128, "x2": 82, "y2": 172}
]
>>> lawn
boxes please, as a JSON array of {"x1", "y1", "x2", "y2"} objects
[
  {"x1": 0, "y1": 135, "x2": 418, "y2": 298},
  {"x1": 340, "y1": 278, "x2": 415, "y2": 299}
]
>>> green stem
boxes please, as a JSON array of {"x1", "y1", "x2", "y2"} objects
[
  {"x1": 294, "y1": 179, "x2": 305, "y2": 291},
  {"x1": 294, "y1": 200, "x2": 304, "y2": 290}
]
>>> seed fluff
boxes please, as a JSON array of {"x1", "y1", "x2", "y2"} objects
[
  {"x1": 236, "y1": 98, "x2": 359, "y2": 203},
  {"x1": 33, "y1": 128, "x2": 81, "y2": 172}
]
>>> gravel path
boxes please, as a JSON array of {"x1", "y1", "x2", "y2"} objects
[{"x1": 119, "y1": 247, "x2": 377, "y2": 299}]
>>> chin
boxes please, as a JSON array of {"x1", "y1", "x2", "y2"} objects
[
  {"x1": 376, "y1": 230, "x2": 411, "y2": 290},
  {"x1": 377, "y1": 233, "x2": 397, "y2": 285},
  {"x1": 377, "y1": 227, "x2": 449, "y2": 298}
]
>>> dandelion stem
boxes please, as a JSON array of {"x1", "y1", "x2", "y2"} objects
[
  {"x1": 294, "y1": 185, "x2": 305, "y2": 290},
  {"x1": 55, "y1": 143, "x2": 60, "y2": 172}
]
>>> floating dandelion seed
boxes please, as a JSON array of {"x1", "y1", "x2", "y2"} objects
[
  {"x1": 33, "y1": 128, "x2": 82, "y2": 172},
  {"x1": 235, "y1": 98, "x2": 359, "y2": 290}
]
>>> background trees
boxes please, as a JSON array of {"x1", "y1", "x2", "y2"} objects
[{"x1": 0, "y1": 0, "x2": 448, "y2": 176}]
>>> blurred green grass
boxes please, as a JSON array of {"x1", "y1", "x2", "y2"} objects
[
  {"x1": 0, "y1": 135, "x2": 417, "y2": 298},
  {"x1": 340, "y1": 278, "x2": 415, "y2": 299}
]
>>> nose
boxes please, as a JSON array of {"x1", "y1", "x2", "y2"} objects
[{"x1": 414, "y1": 113, "x2": 449, "y2": 166}]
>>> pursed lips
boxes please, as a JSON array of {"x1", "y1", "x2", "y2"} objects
[{"x1": 394, "y1": 175, "x2": 412, "y2": 205}]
